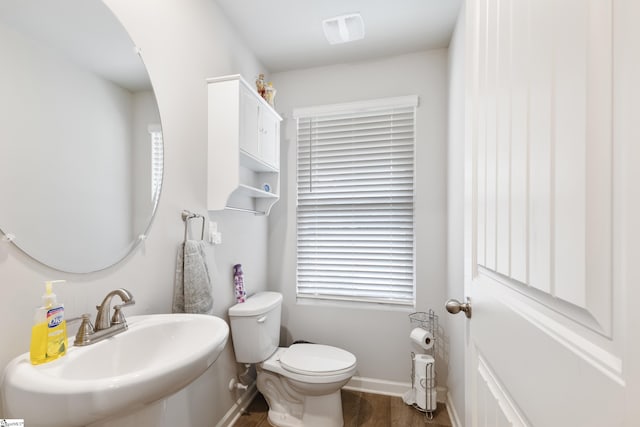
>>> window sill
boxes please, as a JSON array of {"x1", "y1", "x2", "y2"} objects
[{"x1": 295, "y1": 296, "x2": 415, "y2": 313}]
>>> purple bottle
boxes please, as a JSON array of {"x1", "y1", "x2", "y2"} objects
[{"x1": 233, "y1": 264, "x2": 246, "y2": 303}]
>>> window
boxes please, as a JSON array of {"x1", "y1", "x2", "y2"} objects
[
  {"x1": 294, "y1": 96, "x2": 417, "y2": 306},
  {"x1": 149, "y1": 124, "x2": 163, "y2": 206}
]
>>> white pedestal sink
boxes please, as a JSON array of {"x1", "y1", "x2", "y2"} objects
[{"x1": 1, "y1": 313, "x2": 229, "y2": 427}]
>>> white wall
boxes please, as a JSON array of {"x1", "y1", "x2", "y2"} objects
[
  {"x1": 446, "y1": 5, "x2": 467, "y2": 425},
  {"x1": 268, "y1": 50, "x2": 449, "y2": 386},
  {"x1": 0, "y1": 0, "x2": 268, "y2": 424}
]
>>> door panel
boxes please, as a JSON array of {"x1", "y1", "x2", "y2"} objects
[
  {"x1": 474, "y1": 352, "x2": 526, "y2": 427},
  {"x1": 468, "y1": 281, "x2": 625, "y2": 426},
  {"x1": 464, "y1": 0, "x2": 629, "y2": 425},
  {"x1": 469, "y1": 0, "x2": 612, "y2": 332}
]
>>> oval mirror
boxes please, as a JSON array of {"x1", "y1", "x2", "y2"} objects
[{"x1": 0, "y1": 0, "x2": 163, "y2": 273}]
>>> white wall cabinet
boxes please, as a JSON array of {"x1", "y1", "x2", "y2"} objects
[{"x1": 207, "y1": 74, "x2": 282, "y2": 215}]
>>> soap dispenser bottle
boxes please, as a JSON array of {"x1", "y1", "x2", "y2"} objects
[{"x1": 30, "y1": 280, "x2": 68, "y2": 365}]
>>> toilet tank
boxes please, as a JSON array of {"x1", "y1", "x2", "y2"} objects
[{"x1": 228, "y1": 292, "x2": 283, "y2": 363}]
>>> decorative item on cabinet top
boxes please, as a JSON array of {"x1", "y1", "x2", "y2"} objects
[{"x1": 206, "y1": 74, "x2": 282, "y2": 216}]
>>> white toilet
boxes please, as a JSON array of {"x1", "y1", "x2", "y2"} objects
[{"x1": 228, "y1": 292, "x2": 357, "y2": 427}]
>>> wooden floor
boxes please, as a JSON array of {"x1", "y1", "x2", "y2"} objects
[{"x1": 233, "y1": 390, "x2": 453, "y2": 427}]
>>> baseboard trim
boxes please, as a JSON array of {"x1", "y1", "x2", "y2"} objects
[
  {"x1": 215, "y1": 383, "x2": 257, "y2": 427},
  {"x1": 343, "y1": 376, "x2": 411, "y2": 397},
  {"x1": 446, "y1": 391, "x2": 463, "y2": 427}
]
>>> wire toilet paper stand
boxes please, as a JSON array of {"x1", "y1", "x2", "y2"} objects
[{"x1": 409, "y1": 310, "x2": 438, "y2": 420}]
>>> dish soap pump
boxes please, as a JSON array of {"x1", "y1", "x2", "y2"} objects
[{"x1": 30, "y1": 280, "x2": 68, "y2": 365}]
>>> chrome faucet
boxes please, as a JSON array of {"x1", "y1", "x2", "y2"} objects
[
  {"x1": 95, "y1": 288, "x2": 135, "y2": 331},
  {"x1": 74, "y1": 288, "x2": 135, "y2": 346}
]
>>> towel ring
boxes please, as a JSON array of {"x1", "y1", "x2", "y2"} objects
[{"x1": 181, "y1": 210, "x2": 205, "y2": 242}]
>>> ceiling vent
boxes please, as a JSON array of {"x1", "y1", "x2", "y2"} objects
[{"x1": 322, "y1": 13, "x2": 365, "y2": 45}]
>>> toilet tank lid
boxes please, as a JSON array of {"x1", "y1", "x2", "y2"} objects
[{"x1": 228, "y1": 292, "x2": 283, "y2": 317}]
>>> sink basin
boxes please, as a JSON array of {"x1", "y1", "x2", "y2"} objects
[{"x1": 1, "y1": 313, "x2": 229, "y2": 427}]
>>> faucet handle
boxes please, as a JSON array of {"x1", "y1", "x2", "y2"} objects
[
  {"x1": 111, "y1": 307, "x2": 126, "y2": 326},
  {"x1": 111, "y1": 299, "x2": 135, "y2": 326},
  {"x1": 74, "y1": 314, "x2": 94, "y2": 346}
]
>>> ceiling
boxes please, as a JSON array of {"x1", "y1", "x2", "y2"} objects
[{"x1": 215, "y1": 0, "x2": 463, "y2": 73}]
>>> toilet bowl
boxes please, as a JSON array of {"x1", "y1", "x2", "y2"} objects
[
  {"x1": 228, "y1": 292, "x2": 357, "y2": 427},
  {"x1": 257, "y1": 345, "x2": 356, "y2": 427}
]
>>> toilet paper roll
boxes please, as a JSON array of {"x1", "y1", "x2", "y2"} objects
[
  {"x1": 410, "y1": 327, "x2": 434, "y2": 350},
  {"x1": 414, "y1": 354, "x2": 436, "y2": 411}
]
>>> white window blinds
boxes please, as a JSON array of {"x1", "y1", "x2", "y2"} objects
[
  {"x1": 295, "y1": 96, "x2": 417, "y2": 306},
  {"x1": 149, "y1": 124, "x2": 163, "y2": 206}
]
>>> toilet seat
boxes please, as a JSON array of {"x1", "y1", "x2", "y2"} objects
[
  {"x1": 279, "y1": 344, "x2": 356, "y2": 376},
  {"x1": 261, "y1": 345, "x2": 357, "y2": 385}
]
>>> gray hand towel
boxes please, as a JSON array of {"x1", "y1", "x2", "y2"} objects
[{"x1": 172, "y1": 240, "x2": 214, "y2": 314}]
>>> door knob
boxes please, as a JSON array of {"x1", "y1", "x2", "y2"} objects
[{"x1": 445, "y1": 298, "x2": 472, "y2": 318}]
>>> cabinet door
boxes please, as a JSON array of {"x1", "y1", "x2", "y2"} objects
[
  {"x1": 260, "y1": 108, "x2": 280, "y2": 169},
  {"x1": 239, "y1": 86, "x2": 260, "y2": 158}
]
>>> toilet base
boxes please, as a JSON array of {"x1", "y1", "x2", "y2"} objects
[
  {"x1": 266, "y1": 391, "x2": 344, "y2": 427},
  {"x1": 257, "y1": 367, "x2": 345, "y2": 427},
  {"x1": 301, "y1": 392, "x2": 344, "y2": 427}
]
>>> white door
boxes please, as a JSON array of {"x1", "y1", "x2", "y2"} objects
[{"x1": 459, "y1": 0, "x2": 640, "y2": 426}]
